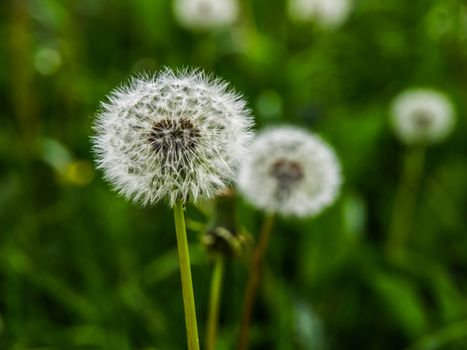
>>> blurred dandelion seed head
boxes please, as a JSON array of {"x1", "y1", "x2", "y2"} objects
[
  {"x1": 288, "y1": 0, "x2": 353, "y2": 28},
  {"x1": 92, "y1": 68, "x2": 254, "y2": 207},
  {"x1": 173, "y1": 0, "x2": 239, "y2": 30},
  {"x1": 238, "y1": 126, "x2": 342, "y2": 218},
  {"x1": 391, "y1": 88, "x2": 455, "y2": 145}
]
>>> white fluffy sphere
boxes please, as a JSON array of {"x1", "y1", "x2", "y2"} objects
[
  {"x1": 238, "y1": 126, "x2": 342, "y2": 218},
  {"x1": 288, "y1": 0, "x2": 353, "y2": 28},
  {"x1": 391, "y1": 88, "x2": 455, "y2": 145},
  {"x1": 173, "y1": 0, "x2": 238, "y2": 30},
  {"x1": 93, "y1": 68, "x2": 254, "y2": 207}
]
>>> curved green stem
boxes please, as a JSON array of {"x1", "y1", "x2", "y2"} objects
[
  {"x1": 174, "y1": 201, "x2": 200, "y2": 350},
  {"x1": 386, "y1": 146, "x2": 426, "y2": 257},
  {"x1": 206, "y1": 255, "x2": 225, "y2": 350},
  {"x1": 238, "y1": 213, "x2": 275, "y2": 350}
]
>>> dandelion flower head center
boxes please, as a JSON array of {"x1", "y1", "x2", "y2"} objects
[
  {"x1": 411, "y1": 108, "x2": 433, "y2": 130},
  {"x1": 149, "y1": 118, "x2": 201, "y2": 158},
  {"x1": 270, "y1": 158, "x2": 304, "y2": 189},
  {"x1": 197, "y1": 0, "x2": 212, "y2": 15}
]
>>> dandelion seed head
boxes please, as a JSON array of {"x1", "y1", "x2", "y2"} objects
[
  {"x1": 173, "y1": 0, "x2": 238, "y2": 30},
  {"x1": 391, "y1": 88, "x2": 455, "y2": 145},
  {"x1": 238, "y1": 126, "x2": 342, "y2": 218},
  {"x1": 92, "y1": 68, "x2": 254, "y2": 207},
  {"x1": 288, "y1": 0, "x2": 353, "y2": 28}
]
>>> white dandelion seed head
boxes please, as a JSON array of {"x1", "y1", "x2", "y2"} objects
[
  {"x1": 391, "y1": 88, "x2": 456, "y2": 145},
  {"x1": 288, "y1": 0, "x2": 353, "y2": 28},
  {"x1": 238, "y1": 126, "x2": 342, "y2": 218},
  {"x1": 173, "y1": 0, "x2": 238, "y2": 30},
  {"x1": 92, "y1": 68, "x2": 254, "y2": 207}
]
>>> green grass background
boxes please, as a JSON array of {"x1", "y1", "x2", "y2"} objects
[{"x1": 1, "y1": 0, "x2": 467, "y2": 349}]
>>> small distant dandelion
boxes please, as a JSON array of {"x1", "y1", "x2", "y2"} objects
[
  {"x1": 387, "y1": 88, "x2": 455, "y2": 258},
  {"x1": 173, "y1": 0, "x2": 239, "y2": 30},
  {"x1": 391, "y1": 88, "x2": 455, "y2": 145},
  {"x1": 238, "y1": 126, "x2": 342, "y2": 218},
  {"x1": 288, "y1": 0, "x2": 353, "y2": 28},
  {"x1": 92, "y1": 68, "x2": 254, "y2": 207}
]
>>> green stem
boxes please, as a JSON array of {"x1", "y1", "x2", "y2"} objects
[
  {"x1": 8, "y1": 0, "x2": 39, "y2": 151},
  {"x1": 174, "y1": 201, "x2": 200, "y2": 350},
  {"x1": 239, "y1": 0, "x2": 258, "y2": 33},
  {"x1": 238, "y1": 213, "x2": 275, "y2": 350},
  {"x1": 386, "y1": 145, "x2": 426, "y2": 257},
  {"x1": 205, "y1": 255, "x2": 225, "y2": 350}
]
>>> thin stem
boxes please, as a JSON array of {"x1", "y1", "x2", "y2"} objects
[
  {"x1": 174, "y1": 201, "x2": 200, "y2": 350},
  {"x1": 238, "y1": 213, "x2": 275, "y2": 350},
  {"x1": 8, "y1": 0, "x2": 39, "y2": 150},
  {"x1": 239, "y1": 0, "x2": 259, "y2": 33},
  {"x1": 205, "y1": 255, "x2": 225, "y2": 350},
  {"x1": 386, "y1": 145, "x2": 426, "y2": 257}
]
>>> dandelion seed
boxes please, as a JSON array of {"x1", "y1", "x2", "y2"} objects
[
  {"x1": 238, "y1": 126, "x2": 342, "y2": 218},
  {"x1": 288, "y1": 0, "x2": 353, "y2": 28},
  {"x1": 391, "y1": 88, "x2": 455, "y2": 145},
  {"x1": 173, "y1": 0, "x2": 239, "y2": 30},
  {"x1": 92, "y1": 68, "x2": 254, "y2": 207}
]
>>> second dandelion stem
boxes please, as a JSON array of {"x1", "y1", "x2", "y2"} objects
[
  {"x1": 174, "y1": 201, "x2": 200, "y2": 350},
  {"x1": 206, "y1": 255, "x2": 225, "y2": 350},
  {"x1": 387, "y1": 145, "x2": 426, "y2": 257},
  {"x1": 238, "y1": 213, "x2": 275, "y2": 350}
]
